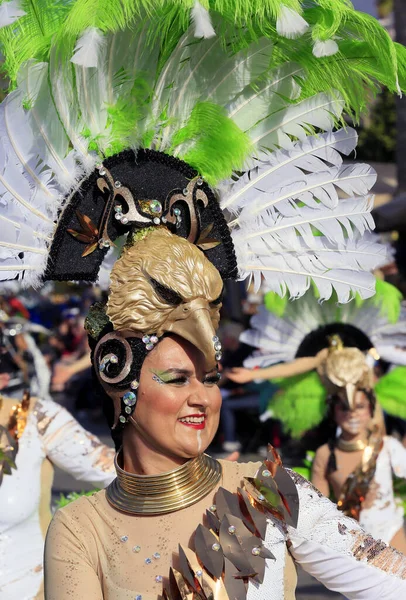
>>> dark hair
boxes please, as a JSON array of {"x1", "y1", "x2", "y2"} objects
[{"x1": 295, "y1": 323, "x2": 373, "y2": 358}]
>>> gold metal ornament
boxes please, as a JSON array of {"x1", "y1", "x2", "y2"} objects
[
  {"x1": 317, "y1": 336, "x2": 373, "y2": 409},
  {"x1": 107, "y1": 228, "x2": 223, "y2": 370},
  {"x1": 106, "y1": 452, "x2": 222, "y2": 515}
]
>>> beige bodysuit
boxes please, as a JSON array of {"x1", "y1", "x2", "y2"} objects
[{"x1": 44, "y1": 459, "x2": 297, "y2": 600}]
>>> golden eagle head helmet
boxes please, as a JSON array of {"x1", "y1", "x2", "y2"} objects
[{"x1": 106, "y1": 228, "x2": 224, "y2": 371}]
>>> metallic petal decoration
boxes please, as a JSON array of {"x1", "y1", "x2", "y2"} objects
[
  {"x1": 178, "y1": 545, "x2": 199, "y2": 591},
  {"x1": 273, "y1": 465, "x2": 300, "y2": 528},
  {"x1": 223, "y1": 557, "x2": 247, "y2": 600},
  {"x1": 219, "y1": 514, "x2": 258, "y2": 578},
  {"x1": 157, "y1": 446, "x2": 299, "y2": 600},
  {"x1": 169, "y1": 567, "x2": 194, "y2": 600},
  {"x1": 194, "y1": 525, "x2": 224, "y2": 579},
  {"x1": 206, "y1": 509, "x2": 221, "y2": 534},
  {"x1": 238, "y1": 488, "x2": 267, "y2": 539}
]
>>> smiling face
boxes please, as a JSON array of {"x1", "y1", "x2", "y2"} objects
[
  {"x1": 333, "y1": 389, "x2": 373, "y2": 438},
  {"x1": 126, "y1": 335, "x2": 222, "y2": 461}
]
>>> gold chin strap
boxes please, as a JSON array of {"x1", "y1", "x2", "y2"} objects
[{"x1": 106, "y1": 452, "x2": 222, "y2": 515}]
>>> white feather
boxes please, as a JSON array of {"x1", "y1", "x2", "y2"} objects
[
  {"x1": 191, "y1": 2, "x2": 215, "y2": 39},
  {"x1": 154, "y1": 29, "x2": 275, "y2": 152},
  {"x1": 0, "y1": 0, "x2": 25, "y2": 28},
  {"x1": 313, "y1": 39, "x2": 339, "y2": 58},
  {"x1": 227, "y1": 63, "x2": 303, "y2": 133},
  {"x1": 50, "y1": 48, "x2": 95, "y2": 174},
  {"x1": 248, "y1": 92, "x2": 344, "y2": 151},
  {"x1": 71, "y1": 27, "x2": 106, "y2": 68},
  {"x1": 221, "y1": 129, "x2": 366, "y2": 212},
  {"x1": 276, "y1": 5, "x2": 309, "y2": 39},
  {"x1": 17, "y1": 61, "x2": 79, "y2": 192}
]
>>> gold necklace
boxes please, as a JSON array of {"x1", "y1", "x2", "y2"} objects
[
  {"x1": 106, "y1": 453, "x2": 222, "y2": 515},
  {"x1": 337, "y1": 437, "x2": 367, "y2": 452}
]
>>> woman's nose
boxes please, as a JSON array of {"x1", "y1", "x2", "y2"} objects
[{"x1": 186, "y1": 390, "x2": 210, "y2": 408}]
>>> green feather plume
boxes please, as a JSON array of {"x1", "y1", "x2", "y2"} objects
[
  {"x1": 270, "y1": 371, "x2": 327, "y2": 438},
  {"x1": 170, "y1": 102, "x2": 252, "y2": 185},
  {"x1": 375, "y1": 367, "x2": 406, "y2": 420}
]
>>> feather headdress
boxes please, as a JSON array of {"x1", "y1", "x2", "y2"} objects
[
  {"x1": 241, "y1": 279, "x2": 406, "y2": 436},
  {"x1": 0, "y1": 0, "x2": 404, "y2": 302}
]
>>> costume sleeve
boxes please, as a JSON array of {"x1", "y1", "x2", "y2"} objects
[
  {"x1": 44, "y1": 507, "x2": 103, "y2": 600},
  {"x1": 34, "y1": 397, "x2": 115, "y2": 487},
  {"x1": 386, "y1": 436, "x2": 406, "y2": 479},
  {"x1": 286, "y1": 470, "x2": 406, "y2": 599}
]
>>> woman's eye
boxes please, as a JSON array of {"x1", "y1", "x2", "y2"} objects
[
  {"x1": 166, "y1": 377, "x2": 189, "y2": 385},
  {"x1": 204, "y1": 375, "x2": 221, "y2": 385}
]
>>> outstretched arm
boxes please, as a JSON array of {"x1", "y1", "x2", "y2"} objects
[{"x1": 226, "y1": 349, "x2": 328, "y2": 384}]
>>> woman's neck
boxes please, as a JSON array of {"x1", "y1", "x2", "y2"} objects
[
  {"x1": 122, "y1": 420, "x2": 189, "y2": 475},
  {"x1": 339, "y1": 429, "x2": 368, "y2": 443}
]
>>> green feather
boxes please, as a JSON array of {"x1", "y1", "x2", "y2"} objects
[
  {"x1": 375, "y1": 367, "x2": 406, "y2": 419},
  {"x1": 270, "y1": 371, "x2": 327, "y2": 438},
  {"x1": 264, "y1": 291, "x2": 288, "y2": 317},
  {"x1": 0, "y1": 0, "x2": 69, "y2": 86},
  {"x1": 170, "y1": 101, "x2": 252, "y2": 185},
  {"x1": 55, "y1": 489, "x2": 99, "y2": 509},
  {"x1": 372, "y1": 279, "x2": 402, "y2": 324}
]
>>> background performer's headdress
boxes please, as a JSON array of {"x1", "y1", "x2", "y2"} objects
[{"x1": 240, "y1": 280, "x2": 406, "y2": 436}]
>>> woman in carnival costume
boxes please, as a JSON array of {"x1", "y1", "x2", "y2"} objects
[
  {"x1": 0, "y1": 309, "x2": 116, "y2": 600},
  {"x1": 312, "y1": 337, "x2": 406, "y2": 554},
  {"x1": 1, "y1": 0, "x2": 406, "y2": 598},
  {"x1": 230, "y1": 282, "x2": 406, "y2": 551}
]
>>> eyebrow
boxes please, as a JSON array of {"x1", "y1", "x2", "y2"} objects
[{"x1": 153, "y1": 368, "x2": 219, "y2": 377}]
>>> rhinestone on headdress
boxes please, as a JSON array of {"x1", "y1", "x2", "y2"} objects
[
  {"x1": 212, "y1": 542, "x2": 221, "y2": 552},
  {"x1": 130, "y1": 380, "x2": 139, "y2": 390},
  {"x1": 99, "y1": 353, "x2": 118, "y2": 372},
  {"x1": 123, "y1": 391, "x2": 137, "y2": 406},
  {"x1": 119, "y1": 415, "x2": 126, "y2": 424}
]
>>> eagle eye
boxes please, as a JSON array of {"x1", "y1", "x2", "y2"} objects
[
  {"x1": 210, "y1": 287, "x2": 224, "y2": 307},
  {"x1": 150, "y1": 277, "x2": 183, "y2": 306}
]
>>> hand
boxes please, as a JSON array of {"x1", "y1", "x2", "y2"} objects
[
  {"x1": 51, "y1": 363, "x2": 74, "y2": 391},
  {"x1": 224, "y1": 451, "x2": 240, "y2": 462},
  {"x1": 361, "y1": 481, "x2": 380, "y2": 509},
  {"x1": 225, "y1": 367, "x2": 255, "y2": 384}
]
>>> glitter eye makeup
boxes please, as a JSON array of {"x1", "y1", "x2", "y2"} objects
[{"x1": 150, "y1": 369, "x2": 220, "y2": 386}]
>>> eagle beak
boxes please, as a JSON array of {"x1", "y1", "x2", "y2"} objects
[
  {"x1": 164, "y1": 299, "x2": 219, "y2": 371},
  {"x1": 345, "y1": 383, "x2": 357, "y2": 411}
]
